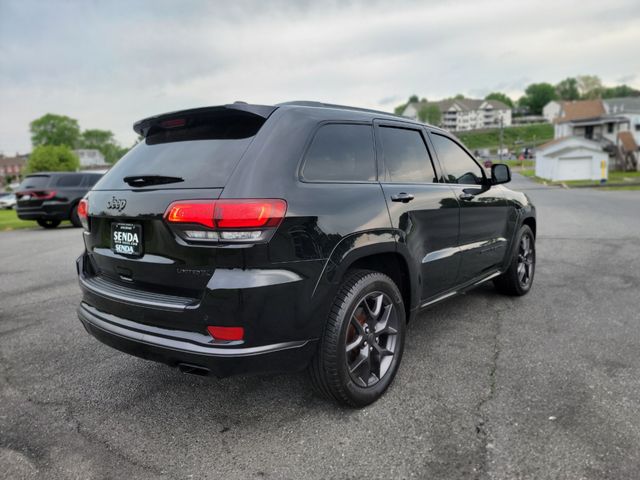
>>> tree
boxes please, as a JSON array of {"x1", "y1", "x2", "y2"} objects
[
  {"x1": 519, "y1": 83, "x2": 558, "y2": 115},
  {"x1": 485, "y1": 92, "x2": 513, "y2": 108},
  {"x1": 418, "y1": 104, "x2": 442, "y2": 125},
  {"x1": 395, "y1": 95, "x2": 422, "y2": 116},
  {"x1": 601, "y1": 84, "x2": 640, "y2": 98},
  {"x1": 81, "y1": 129, "x2": 114, "y2": 147},
  {"x1": 80, "y1": 128, "x2": 127, "y2": 163},
  {"x1": 30, "y1": 114, "x2": 81, "y2": 148},
  {"x1": 454, "y1": 93, "x2": 465, "y2": 100},
  {"x1": 394, "y1": 104, "x2": 407, "y2": 115},
  {"x1": 555, "y1": 77, "x2": 580, "y2": 101},
  {"x1": 576, "y1": 75, "x2": 603, "y2": 99},
  {"x1": 26, "y1": 145, "x2": 79, "y2": 173}
]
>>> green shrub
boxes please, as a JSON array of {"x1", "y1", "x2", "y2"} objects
[{"x1": 26, "y1": 145, "x2": 80, "y2": 173}]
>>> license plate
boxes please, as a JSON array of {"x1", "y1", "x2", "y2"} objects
[{"x1": 111, "y1": 223, "x2": 143, "y2": 258}]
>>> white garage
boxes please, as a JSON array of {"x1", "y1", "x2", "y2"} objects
[{"x1": 535, "y1": 137, "x2": 609, "y2": 182}]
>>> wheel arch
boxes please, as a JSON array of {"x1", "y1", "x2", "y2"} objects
[
  {"x1": 316, "y1": 231, "x2": 419, "y2": 322},
  {"x1": 521, "y1": 215, "x2": 536, "y2": 237}
]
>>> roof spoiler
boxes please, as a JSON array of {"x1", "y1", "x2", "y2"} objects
[{"x1": 133, "y1": 103, "x2": 277, "y2": 137}]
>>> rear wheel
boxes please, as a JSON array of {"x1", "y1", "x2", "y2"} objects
[
  {"x1": 309, "y1": 270, "x2": 406, "y2": 407},
  {"x1": 494, "y1": 225, "x2": 535, "y2": 296},
  {"x1": 70, "y1": 204, "x2": 82, "y2": 228},
  {"x1": 37, "y1": 219, "x2": 61, "y2": 229}
]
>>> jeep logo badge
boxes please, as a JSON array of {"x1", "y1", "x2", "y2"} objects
[{"x1": 107, "y1": 197, "x2": 127, "y2": 212}]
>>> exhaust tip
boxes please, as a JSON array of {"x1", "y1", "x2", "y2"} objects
[{"x1": 177, "y1": 363, "x2": 210, "y2": 376}]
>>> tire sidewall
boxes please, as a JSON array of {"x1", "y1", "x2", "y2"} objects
[
  {"x1": 512, "y1": 225, "x2": 535, "y2": 295},
  {"x1": 70, "y1": 203, "x2": 82, "y2": 228},
  {"x1": 333, "y1": 274, "x2": 406, "y2": 406},
  {"x1": 37, "y1": 219, "x2": 60, "y2": 229}
]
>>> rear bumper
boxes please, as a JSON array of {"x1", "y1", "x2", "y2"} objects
[
  {"x1": 78, "y1": 301, "x2": 318, "y2": 377},
  {"x1": 17, "y1": 202, "x2": 69, "y2": 220}
]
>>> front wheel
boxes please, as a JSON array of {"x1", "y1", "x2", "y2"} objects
[
  {"x1": 37, "y1": 219, "x2": 61, "y2": 229},
  {"x1": 494, "y1": 224, "x2": 535, "y2": 296},
  {"x1": 309, "y1": 270, "x2": 406, "y2": 407}
]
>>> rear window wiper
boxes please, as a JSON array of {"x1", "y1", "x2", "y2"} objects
[{"x1": 123, "y1": 175, "x2": 184, "y2": 187}]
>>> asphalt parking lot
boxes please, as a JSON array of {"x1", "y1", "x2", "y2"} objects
[{"x1": 1, "y1": 174, "x2": 639, "y2": 479}]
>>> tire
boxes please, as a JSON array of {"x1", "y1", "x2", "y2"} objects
[
  {"x1": 70, "y1": 204, "x2": 82, "y2": 228},
  {"x1": 309, "y1": 269, "x2": 406, "y2": 407},
  {"x1": 494, "y1": 225, "x2": 535, "y2": 296},
  {"x1": 37, "y1": 219, "x2": 61, "y2": 229}
]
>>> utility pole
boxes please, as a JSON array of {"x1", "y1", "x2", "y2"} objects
[{"x1": 498, "y1": 116, "x2": 504, "y2": 162}]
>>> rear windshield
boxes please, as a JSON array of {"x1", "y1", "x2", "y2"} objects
[
  {"x1": 93, "y1": 109, "x2": 266, "y2": 190},
  {"x1": 18, "y1": 175, "x2": 51, "y2": 190},
  {"x1": 55, "y1": 174, "x2": 84, "y2": 187}
]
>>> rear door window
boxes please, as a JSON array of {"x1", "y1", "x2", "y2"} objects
[
  {"x1": 379, "y1": 127, "x2": 437, "y2": 183},
  {"x1": 301, "y1": 124, "x2": 376, "y2": 182},
  {"x1": 93, "y1": 109, "x2": 267, "y2": 190}
]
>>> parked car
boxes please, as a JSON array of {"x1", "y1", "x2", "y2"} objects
[
  {"x1": 76, "y1": 102, "x2": 536, "y2": 406},
  {"x1": 16, "y1": 171, "x2": 103, "y2": 228},
  {"x1": 0, "y1": 193, "x2": 16, "y2": 209}
]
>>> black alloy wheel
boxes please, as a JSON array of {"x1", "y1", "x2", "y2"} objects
[
  {"x1": 345, "y1": 291, "x2": 400, "y2": 388},
  {"x1": 309, "y1": 270, "x2": 406, "y2": 407},
  {"x1": 494, "y1": 224, "x2": 535, "y2": 296},
  {"x1": 517, "y1": 231, "x2": 535, "y2": 288}
]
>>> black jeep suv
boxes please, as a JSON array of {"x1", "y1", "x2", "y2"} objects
[
  {"x1": 16, "y1": 171, "x2": 103, "y2": 228},
  {"x1": 76, "y1": 102, "x2": 536, "y2": 406}
]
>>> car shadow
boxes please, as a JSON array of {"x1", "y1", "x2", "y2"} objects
[{"x1": 91, "y1": 282, "x2": 509, "y2": 427}]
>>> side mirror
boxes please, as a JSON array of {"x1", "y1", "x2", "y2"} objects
[{"x1": 491, "y1": 163, "x2": 511, "y2": 185}]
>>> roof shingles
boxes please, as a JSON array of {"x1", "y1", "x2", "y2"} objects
[{"x1": 556, "y1": 100, "x2": 606, "y2": 123}]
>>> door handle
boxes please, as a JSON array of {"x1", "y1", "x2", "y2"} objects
[
  {"x1": 390, "y1": 192, "x2": 415, "y2": 203},
  {"x1": 459, "y1": 192, "x2": 475, "y2": 201}
]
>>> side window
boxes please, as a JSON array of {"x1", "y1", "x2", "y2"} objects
[
  {"x1": 431, "y1": 133, "x2": 484, "y2": 185},
  {"x1": 302, "y1": 124, "x2": 375, "y2": 181},
  {"x1": 55, "y1": 174, "x2": 84, "y2": 187},
  {"x1": 83, "y1": 174, "x2": 101, "y2": 186},
  {"x1": 379, "y1": 127, "x2": 436, "y2": 183}
]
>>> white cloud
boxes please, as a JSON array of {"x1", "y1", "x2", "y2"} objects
[{"x1": 1, "y1": 0, "x2": 639, "y2": 153}]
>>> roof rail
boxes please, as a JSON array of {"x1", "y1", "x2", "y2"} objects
[{"x1": 276, "y1": 100, "x2": 405, "y2": 119}]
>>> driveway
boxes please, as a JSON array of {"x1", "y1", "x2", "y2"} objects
[{"x1": 1, "y1": 175, "x2": 639, "y2": 479}]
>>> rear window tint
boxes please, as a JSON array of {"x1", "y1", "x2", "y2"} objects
[
  {"x1": 302, "y1": 124, "x2": 375, "y2": 181},
  {"x1": 18, "y1": 175, "x2": 51, "y2": 190},
  {"x1": 55, "y1": 174, "x2": 84, "y2": 187},
  {"x1": 93, "y1": 110, "x2": 266, "y2": 190}
]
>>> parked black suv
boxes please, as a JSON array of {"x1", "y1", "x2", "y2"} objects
[
  {"x1": 76, "y1": 102, "x2": 536, "y2": 406},
  {"x1": 16, "y1": 171, "x2": 104, "y2": 228}
]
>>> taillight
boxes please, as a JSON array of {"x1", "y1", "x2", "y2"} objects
[
  {"x1": 164, "y1": 199, "x2": 287, "y2": 243},
  {"x1": 33, "y1": 190, "x2": 57, "y2": 200},
  {"x1": 78, "y1": 198, "x2": 89, "y2": 231},
  {"x1": 166, "y1": 201, "x2": 215, "y2": 228},
  {"x1": 215, "y1": 200, "x2": 286, "y2": 228}
]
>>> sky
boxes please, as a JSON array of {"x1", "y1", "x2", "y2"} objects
[{"x1": 1, "y1": 0, "x2": 639, "y2": 154}]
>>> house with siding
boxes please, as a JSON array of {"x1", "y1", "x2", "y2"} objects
[
  {"x1": 402, "y1": 98, "x2": 512, "y2": 131},
  {"x1": 536, "y1": 99, "x2": 639, "y2": 176},
  {"x1": 604, "y1": 97, "x2": 640, "y2": 146},
  {"x1": 0, "y1": 154, "x2": 28, "y2": 183},
  {"x1": 553, "y1": 99, "x2": 630, "y2": 144}
]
